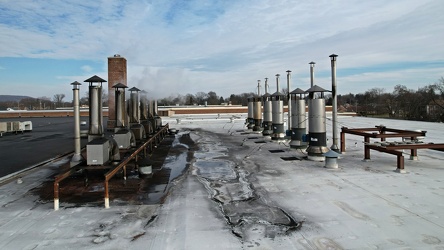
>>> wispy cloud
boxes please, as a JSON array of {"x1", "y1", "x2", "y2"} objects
[{"x1": 0, "y1": 0, "x2": 443, "y2": 98}]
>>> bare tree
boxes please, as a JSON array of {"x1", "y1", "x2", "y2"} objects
[{"x1": 53, "y1": 94, "x2": 65, "y2": 108}]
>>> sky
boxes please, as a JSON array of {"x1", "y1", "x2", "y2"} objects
[{"x1": 0, "y1": 0, "x2": 443, "y2": 101}]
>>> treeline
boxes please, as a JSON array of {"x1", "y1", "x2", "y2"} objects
[
  {"x1": 0, "y1": 91, "x2": 108, "y2": 110},
  {"x1": 335, "y1": 77, "x2": 444, "y2": 122},
  {"x1": 2, "y1": 77, "x2": 444, "y2": 122},
  {"x1": 157, "y1": 91, "x2": 257, "y2": 106}
]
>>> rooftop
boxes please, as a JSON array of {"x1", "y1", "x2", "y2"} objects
[{"x1": 1, "y1": 115, "x2": 443, "y2": 249}]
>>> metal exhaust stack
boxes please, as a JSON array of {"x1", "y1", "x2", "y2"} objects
[
  {"x1": 246, "y1": 96, "x2": 254, "y2": 130},
  {"x1": 112, "y1": 83, "x2": 134, "y2": 149},
  {"x1": 128, "y1": 87, "x2": 140, "y2": 124},
  {"x1": 289, "y1": 88, "x2": 307, "y2": 149},
  {"x1": 85, "y1": 75, "x2": 106, "y2": 141},
  {"x1": 85, "y1": 75, "x2": 111, "y2": 166},
  {"x1": 148, "y1": 100, "x2": 156, "y2": 131},
  {"x1": 305, "y1": 84, "x2": 329, "y2": 160},
  {"x1": 153, "y1": 99, "x2": 162, "y2": 130},
  {"x1": 70, "y1": 81, "x2": 84, "y2": 167},
  {"x1": 140, "y1": 91, "x2": 154, "y2": 135},
  {"x1": 128, "y1": 87, "x2": 146, "y2": 140},
  {"x1": 271, "y1": 74, "x2": 285, "y2": 140},
  {"x1": 329, "y1": 54, "x2": 339, "y2": 152},
  {"x1": 262, "y1": 78, "x2": 273, "y2": 136},
  {"x1": 113, "y1": 83, "x2": 128, "y2": 129},
  {"x1": 253, "y1": 80, "x2": 263, "y2": 132},
  {"x1": 286, "y1": 70, "x2": 292, "y2": 137}
]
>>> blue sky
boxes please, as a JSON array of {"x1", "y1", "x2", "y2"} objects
[{"x1": 1, "y1": 0, "x2": 443, "y2": 101}]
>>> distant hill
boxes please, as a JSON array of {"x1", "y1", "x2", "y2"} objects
[{"x1": 0, "y1": 95, "x2": 34, "y2": 102}]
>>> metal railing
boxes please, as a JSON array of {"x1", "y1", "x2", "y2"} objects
[{"x1": 54, "y1": 124, "x2": 169, "y2": 210}]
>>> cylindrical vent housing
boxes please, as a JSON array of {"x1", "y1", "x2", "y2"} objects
[
  {"x1": 247, "y1": 97, "x2": 254, "y2": 129},
  {"x1": 262, "y1": 93, "x2": 273, "y2": 136},
  {"x1": 113, "y1": 83, "x2": 127, "y2": 128},
  {"x1": 305, "y1": 84, "x2": 329, "y2": 157},
  {"x1": 140, "y1": 96, "x2": 148, "y2": 121},
  {"x1": 271, "y1": 91, "x2": 285, "y2": 140},
  {"x1": 307, "y1": 98, "x2": 326, "y2": 143},
  {"x1": 128, "y1": 87, "x2": 140, "y2": 124},
  {"x1": 88, "y1": 85, "x2": 103, "y2": 137},
  {"x1": 290, "y1": 88, "x2": 307, "y2": 148},
  {"x1": 252, "y1": 96, "x2": 262, "y2": 132}
]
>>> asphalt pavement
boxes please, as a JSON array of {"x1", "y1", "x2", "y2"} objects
[{"x1": 0, "y1": 117, "x2": 94, "y2": 178}]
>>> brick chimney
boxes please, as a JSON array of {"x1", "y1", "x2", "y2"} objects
[{"x1": 107, "y1": 54, "x2": 127, "y2": 129}]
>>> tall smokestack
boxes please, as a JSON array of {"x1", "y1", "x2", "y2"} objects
[{"x1": 330, "y1": 54, "x2": 339, "y2": 152}]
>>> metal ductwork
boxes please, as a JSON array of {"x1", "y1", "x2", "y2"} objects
[
  {"x1": 253, "y1": 80, "x2": 263, "y2": 132},
  {"x1": 289, "y1": 88, "x2": 307, "y2": 149},
  {"x1": 271, "y1": 74, "x2": 285, "y2": 140},
  {"x1": 262, "y1": 77, "x2": 273, "y2": 136}
]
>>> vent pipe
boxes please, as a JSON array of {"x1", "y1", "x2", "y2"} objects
[
  {"x1": 309, "y1": 62, "x2": 315, "y2": 99},
  {"x1": 84, "y1": 75, "x2": 107, "y2": 141},
  {"x1": 286, "y1": 70, "x2": 292, "y2": 133},
  {"x1": 70, "y1": 81, "x2": 84, "y2": 166},
  {"x1": 253, "y1": 80, "x2": 263, "y2": 132},
  {"x1": 289, "y1": 88, "x2": 307, "y2": 149},
  {"x1": 329, "y1": 54, "x2": 339, "y2": 152},
  {"x1": 271, "y1": 74, "x2": 285, "y2": 140},
  {"x1": 262, "y1": 77, "x2": 273, "y2": 136}
]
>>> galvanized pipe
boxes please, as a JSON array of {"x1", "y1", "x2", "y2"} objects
[
  {"x1": 330, "y1": 54, "x2": 339, "y2": 152},
  {"x1": 309, "y1": 62, "x2": 315, "y2": 99},
  {"x1": 115, "y1": 88, "x2": 126, "y2": 127},
  {"x1": 286, "y1": 70, "x2": 292, "y2": 131},
  {"x1": 129, "y1": 90, "x2": 139, "y2": 123},
  {"x1": 88, "y1": 85, "x2": 103, "y2": 140},
  {"x1": 71, "y1": 81, "x2": 83, "y2": 166}
]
